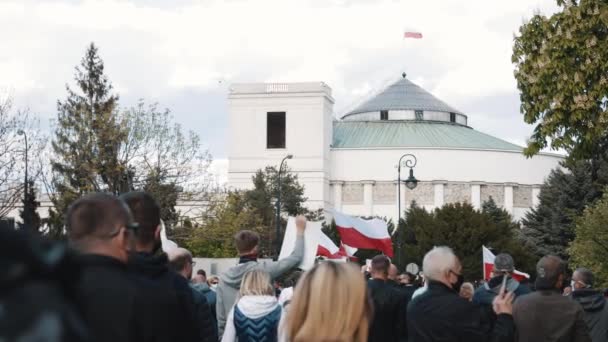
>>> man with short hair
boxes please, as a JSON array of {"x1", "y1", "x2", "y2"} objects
[
  {"x1": 408, "y1": 246, "x2": 515, "y2": 342},
  {"x1": 67, "y1": 193, "x2": 141, "y2": 342},
  {"x1": 368, "y1": 255, "x2": 408, "y2": 342},
  {"x1": 121, "y1": 191, "x2": 211, "y2": 342},
  {"x1": 513, "y1": 256, "x2": 591, "y2": 342},
  {"x1": 216, "y1": 215, "x2": 307, "y2": 337},
  {"x1": 473, "y1": 253, "x2": 530, "y2": 328},
  {"x1": 399, "y1": 272, "x2": 418, "y2": 301},
  {"x1": 169, "y1": 248, "x2": 218, "y2": 341},
  {"x1": 193, "y1": 269, "x2": 207, "y2": 284},
  {"x1": 570, "y1": 268, "x2": 608, "y2": 342}
]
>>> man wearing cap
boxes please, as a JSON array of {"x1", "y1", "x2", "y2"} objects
[
  {"x1": 570, "y1": 268, "x2": 608, "y2": 342},
  {"x1": 513, "y1": 255, "x2": 591, "y2": 342},
  {"x1": 473, "y1": 253, "x2": 531, "y2": 329}
]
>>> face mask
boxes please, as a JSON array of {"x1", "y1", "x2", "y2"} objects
[
  {"x1": 450, "y1": 271, "x2": 465, "y2": 292},
  {"x1": 210, "y1": 284, "x2": 218, "y2": 291}
]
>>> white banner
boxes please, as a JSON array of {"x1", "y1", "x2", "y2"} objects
[{"x1": 278, "y1": 217, "x2": 322, "y2": 270}]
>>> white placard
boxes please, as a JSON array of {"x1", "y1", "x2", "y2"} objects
[{"x1": 278, "y1": 217, "x2": 322, "y2": 270}]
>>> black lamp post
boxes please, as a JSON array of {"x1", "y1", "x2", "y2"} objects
[
  {"x1": 397, "y1": 153, "x2": 418, "y2": 265},
  {"x1": 275, "y1": 154, "x2": 293, "y2": 258},
  {"x1": 17, "y1": 129, "x2": 29, "y2": 232}
]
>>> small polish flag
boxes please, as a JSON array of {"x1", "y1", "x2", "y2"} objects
[
  {"x1": 404, "y1": 32, "x2": 423, "y2": 39},
  {"x1": 483, "y1": 246, "x2": 530, "y2": 282},
  {"x1": 332, "y1": 210, "x2": 393, "y2": 257}
]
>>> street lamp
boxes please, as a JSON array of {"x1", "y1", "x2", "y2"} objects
[
  {"x1": 17, "y1": 129, "x2": 29, "y2": 232},
  {"x1": 275, "y1": 154, "x2": 293, "y2": 258},
  {"x1": 397, "y1": 153, "x2": 418, "y2": 265}
]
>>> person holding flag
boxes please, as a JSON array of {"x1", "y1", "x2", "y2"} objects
[{"x1": 473, "y1": 252, "x2": 531, "y2": 330}]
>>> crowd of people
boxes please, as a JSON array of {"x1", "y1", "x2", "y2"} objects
[{"x1": 2, "y1": 191, "x2": 608, "y2": 342}]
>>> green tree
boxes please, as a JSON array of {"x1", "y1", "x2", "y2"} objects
[
  {"x1": 47, "y1": 42, "x2": 125, "y2": 235},
  {"x1": 20, "y1": 179, "x2": 41, "y2": 233},
  {"x1": 521, "y1": 159, "x2": 608, "y2": 260},
  {"x1": 44, "y1": 44, "x2": 212, "y2": 237},
  {"x1": 186, "y1": 191, "x2": 266, "y2": 258},
  {"x1": 400, "y1": 202, "x2": 532, "y2": 281},
  {"x1": 512, "y1": 0, "x2": 608, "y2": 164},
  {"x1": 569, "y1": 189, "x2": 608, "y2": 288}
]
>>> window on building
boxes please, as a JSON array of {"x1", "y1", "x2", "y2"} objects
[
  {"x1": 267, "y1": 112, "x2": 286, "y2": 149},
  {"x1": 450, "y1": 112, "x2": 456, "y2": 123},
  {"x1": 415, "y1": 110, "x2": 423, "y2": 120},
  {"x1": 380, "y1": 110, "x2": 388, "y2": 120}
]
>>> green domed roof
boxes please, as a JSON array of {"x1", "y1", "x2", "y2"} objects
[{"x1": 332, "y1": 121, "x2": 522, "y2": 151}]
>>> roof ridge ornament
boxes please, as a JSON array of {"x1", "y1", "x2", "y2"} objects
[{"x1": 402, "y1": 72, "x2": 407, "y2": 79}]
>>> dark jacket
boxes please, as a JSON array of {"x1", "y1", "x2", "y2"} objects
[
  {"x1": 368, "y1": 278, "x2": 408, "y2": 342},
  {"x1": 407, "y1": 280, "x2": 514, "y2": 342},
  {"x1": 129, "y1": 251, "x2": 212, "y2": 342},
  {"x1": 192, "y1": 283, "x2": 218, "y2": 337},
  {"x1": 74, "y1": 254, "x2": 141, "y2": 342},
  {"x1": 571, "y1": 289, "x2": 608, "y2": 342},
  {"x1": 473, "y1": 275, "x2": 531, "y2": 330},
  {"x1": 513, "y1": 289, "x2": 591, "y2": 342},
  {"x1": 190, "y1": 284, "x2": 218, "y2": 342}
]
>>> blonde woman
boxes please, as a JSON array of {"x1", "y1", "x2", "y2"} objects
[
  {"x1": 221, "y1": 269, "x2": 281, "y2": 342},
  {"x1": 280, "y1": 262, "x2": 372, "y2": 342}
]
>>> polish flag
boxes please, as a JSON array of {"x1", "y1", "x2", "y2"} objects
[
  {"x1": 483, "y1": 246, "x2": 530, "y2": 282},
  {"x1": 339, "y1": 242, "x2": 359, "y2": 261},
  {"x1": 316, "y1": 232, "x2": 342, "y2": 259},
  {"x1": 404, "y1": 32, "x2": 423, "y2": 39},
  {"x1": 332, "y1": 211, "x2": 393, "y2": 257}
]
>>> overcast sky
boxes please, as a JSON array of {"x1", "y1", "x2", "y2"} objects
[{"x1": 1, "y1": 0, "x2": 559, "y2": 180}]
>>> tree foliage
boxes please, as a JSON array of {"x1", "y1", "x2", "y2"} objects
[
  {"x1": 400, "y1": 202, "x2": 534, "y2": 281},
  {"x1": 45, "y1": 43, "x2": 211, "y2": 237},
  {"x1": 20, "y1": 179, "x2": 41, "y2": 233},
  {"x1": 512, "y1": 0, "x2": 608, "y2": 162},
  {"x1": 186, "y1": 166, "x2": 309, "y2": 257},
  {"x1": 521, "y1": 159, "x2": 608, "y2": 260},
  {"x1": 569, "y1": 188, "x2": 608, "y2": 288}
]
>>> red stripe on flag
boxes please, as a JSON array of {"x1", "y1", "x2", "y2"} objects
[
  {"x1": 336, "y1": 226, "x2": 394, "y2": 257},
  {"x1": 404, "y1": 32, "x2": 423, "y2": 39}
]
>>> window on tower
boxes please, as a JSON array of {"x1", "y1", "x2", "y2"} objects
[
  {"x1": 450, "y1": 112, "x2": 456, "y2": 123},
  {"x1": 380, "y1": 110, "x2": 388, "y2": 120},
  {"x1": 415, "y1": 110, "x2": 423, "y2": 120},
  {"x1": 267, "y1": 112, "x2": 286, "y2": 149}
]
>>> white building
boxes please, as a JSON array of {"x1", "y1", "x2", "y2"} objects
[{"x1": 227, "y1": 75, "x2": 563, "y2": 222}]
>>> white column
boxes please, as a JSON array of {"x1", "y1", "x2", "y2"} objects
[
  {"x1": 433, "y1": 181, "x2": 446, "y2": 208},
  {"x1": 504, "y1": 184, "x2": 514, "y2": 214},
  {"x1": 332, "y1": 181, "x2": 344, "y2": 211},
  {"x1": 362, "y1": 181, "x2": 375, "y2": 216},
  {"x1": 532, "y1": 186, "x2": 541, "y2": 208},
  {"x1": 471, "y1": 182, "x2": 482, "y2": 210}
]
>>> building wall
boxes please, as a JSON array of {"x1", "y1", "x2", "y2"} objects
[{"x1": 227, "y1": 83, "x2": 334, "y2": 209}]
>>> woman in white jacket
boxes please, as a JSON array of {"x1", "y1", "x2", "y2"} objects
[{"x1": 221, "y1": 270, "x2": 281, "y2": 342}]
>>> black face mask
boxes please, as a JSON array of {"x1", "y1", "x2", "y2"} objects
[{"x1": 450, "y1": 270, "x2": 465, "y2": 292}]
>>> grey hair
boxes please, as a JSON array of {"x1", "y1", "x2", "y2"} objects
[{"x1": 423, "y1": 246, "x2": 458, "y2": 281}]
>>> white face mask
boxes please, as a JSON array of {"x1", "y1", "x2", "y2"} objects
[{"x1": 210, "y1": 284, "x2": 218, "y2": 291}]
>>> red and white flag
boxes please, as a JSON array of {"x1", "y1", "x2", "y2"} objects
[
  {"x1": 483, "y1": 246, "x2": 530, "y2": 282},
  {"x1": 332, "y1": 210, "x2": 393, "y2": 257},
  {"x1": 404, "y1": 31, "x2": 423, "y2": 39},
  {"x1": 316, "y1": 232, "x2": 342, "y2": 259}
]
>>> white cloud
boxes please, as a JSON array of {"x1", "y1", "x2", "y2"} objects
[{"x1": 1, "y1": 0, "x2": 561, "y2": 157}]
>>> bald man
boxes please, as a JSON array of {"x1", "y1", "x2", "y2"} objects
[{"x1": 513, "y1": 256, "x2": 591, "y2": 342}]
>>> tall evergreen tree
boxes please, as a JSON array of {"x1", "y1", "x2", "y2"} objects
[
  {"x1": 521, "y1": 159, "x2": 608, "y2": 260},
  {"x1": 20, "y1": 179, "x2": 41, "y2": 233},
  {"x1": 47, "y1": 42, "x2": 125, "y2": 234}
]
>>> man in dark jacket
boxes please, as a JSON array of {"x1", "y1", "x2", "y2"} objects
[
  {"x1": 408, "y1": 246, "x2": 515, "y2": 342},
  {"x1": 169, "y1": 247, "x2": 218, "y2": 341},
  {"x1": 67, "y1": 193, "x2": 143, "y2": 342},
  {"x1": 513, "y1": 255, "x2": 591, "y2": 342},
  {"x1": 473, "y1": 253, "x2": 531, "y2": 329},
  {"x1": 121, "y1": 191, "x2": 212, "y2": 342},
  {"x1": 368, "y1": 255, "x2": 408, "y2": 342},
  {"x1": 571, "y1": 268, "x2": 608, "y2": 342}
]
